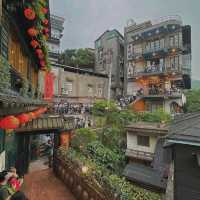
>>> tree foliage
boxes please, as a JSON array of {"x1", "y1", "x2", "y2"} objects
[
  {"x1": 184, "y1": 89, "x2": 200, "y2": 112},
  {"x1": 59, "y1": 48, "x2": 95, "y2": 68}
]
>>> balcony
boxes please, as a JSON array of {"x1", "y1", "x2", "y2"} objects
[
  {"x1": 136, "y1": 86, "x2": 182, "y2": 99},
  {"x1": 125, "y1": 149, "x2": 154, "y2": 161},
  {"x1": 128, "y1": 64, "x2": 182, "y2": 79}
]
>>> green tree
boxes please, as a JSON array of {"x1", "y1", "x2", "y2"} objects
[
  {"x1": 59, "y1": 48, "x2": 95, "y2": 68},
  {"x1": 185, "y1": 89, "x2": 200, "y2": 112}
]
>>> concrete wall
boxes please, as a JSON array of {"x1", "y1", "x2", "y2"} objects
[
  {"x1": 127, "y1": 133, "x2": 157, "y2": 154},
  {"x1": 57, "y1": 69, "x2": 108, "y2": 99}
]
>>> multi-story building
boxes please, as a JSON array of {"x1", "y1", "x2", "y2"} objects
[
  {"x1": 95, "y1": 30, "x2": 124, "y2": 99},
  {"x1": 47, "y1": 14, "x2": 65, "y2": 65},
  {"x1": 124, "y1": 16, "x2": 191, "y2": 114},
  {"x1": 51, "y1": 64, "x2": 108, "y2": 104}
]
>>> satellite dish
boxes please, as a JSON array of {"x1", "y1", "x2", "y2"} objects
[{"x1": 126, "y1": 19, "x2": 136, "y2": 27}]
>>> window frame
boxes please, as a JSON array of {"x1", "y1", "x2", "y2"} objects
[{"x1": 137, "y1": 135, "x2": 150, "y2": 147}]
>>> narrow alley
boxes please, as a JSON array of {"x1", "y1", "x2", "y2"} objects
[{"x1": 22, "y1": 168, "x2": 75, "y2": 200}]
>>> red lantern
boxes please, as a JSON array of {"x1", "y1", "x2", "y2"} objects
[
  {"x1": 17, "y1": 114, "x2": 30, "y2": 124},
  {"x1": 27, "y1": 27, "x2": 38, "y2": 37},
  {"x1": 42, "y1": 19, "x2": 49, "y2": 26},
  {"x1": 30, "y1": 40, "x2": 39, "y2": 49},
  {"x1": 24, "y1": 8, "x2": 36, "y2": 20},
  {"x1": 28, "y1": 112, "x2": 36, "y2": 120},
  {"x1": 38, "y1": 53, "x2": 44, "y2": 59},
  {"x1": 40, "y1": 60, "x2": 45, "y2": 67},
  {"x1": 0, "y1": 116, "x2": 20, "y2": 129},
  {"x1": 41, "y1": 7, "x2": 48, "y2": 14},
  {"x1": 43, "y1": 28, "x2": 49, "y2": 34},
  {"x1": 36, "y1": 49, "x2": 43, "y2": 55}
]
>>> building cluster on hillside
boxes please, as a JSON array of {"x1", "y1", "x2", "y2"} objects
[{"x1": 48, "y1": 15, "x2": 191, "y2": 116}]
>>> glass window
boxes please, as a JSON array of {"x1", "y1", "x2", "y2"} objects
[
  {"x1": 170, "y1": 36, "x2": 175, "y2": 47},
  {"x1": 160, "y1": 38, "x2": 165, "y2": 49},
  {"x1": 174, "y1": 34, "x2": 179, "y2": 47},
  {"x1": 137, "y1": 135, "x2": 150, "y2": 147},
  {"x1": 62, "y1": 81, "x2": 73, "y2": 95},
  {"x1": 155, "y1": 40, "x2": 160, "y2": 50},
  {"x1": 170, "y1": 56, "x2": 179, "y2": 70}
]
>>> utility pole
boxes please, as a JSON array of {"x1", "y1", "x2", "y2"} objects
[{"x1": 107, "y1": 49, "x2": 113, "y2": 101}]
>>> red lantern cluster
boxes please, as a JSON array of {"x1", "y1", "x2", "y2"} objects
[
  {"x1": 0, "y1": 107, "x2": 48, "y2": 131},
  {"x1": 24, "y1": 8, "x2": 36, "y2": 20}
]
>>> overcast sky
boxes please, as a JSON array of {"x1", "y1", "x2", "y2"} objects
[{"x1": 49, "y1": 0, "x2": 200, "y2": 80}]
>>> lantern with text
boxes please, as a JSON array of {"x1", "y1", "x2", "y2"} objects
[{"x1": 0, "y1": 116, "x2": 20, "y2": 129}]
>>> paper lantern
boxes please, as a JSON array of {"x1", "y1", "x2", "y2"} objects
[
  {"x1": 43, "y1": 28, "x2": 49, "y2": 34},
  {"x1": 40, "y1": 60, "x2": 45, "y2": 67},
  {"x1": 27, "y1": 27, "x2": 38, "y2": 37},
  {"x1": 17, "y1": 114, "x2": 30, "y2": 124},
  {"x1": 0, "y1": 116, "x2": 20, "y2": 129},
  {"x1": 28, "y1": 112, "x2": 36, "y2": 120},
  {"x1": 30, "y1": 40, "x2": 39, "y2": 49},
  {"x1": 42, "y1": 19, "x2": 49, "y2": 26},
  {"x1": 41, "y1": 7, "x2": 48, "y2": 14},
  {"x1": 38, "y1": 53, "x2": 44, "y2": 59},
  {"x1": 36, "y1": 49, "x2": 43, "y2": 55},
  {"x1": 24, "y1": 8, "x2": 36, "y2": 20}
]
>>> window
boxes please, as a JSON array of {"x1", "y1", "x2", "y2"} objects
[
  {"x1": 62, "y1": 81, "x2": 73, "y2": 95},
  {"x1": 98, "y1": 49, "x2": 103, "y2": 61},
  {"x1": 133, "y1": 44, "x2": 142, "y2": 54},
  {"x1": 137, "y1": 135, "x2": 150, "y2": 147},
  {"x1": 127, "y1": 44, "x2": 133, "y2": 59},
  {"x1": 170, "y1": 34, "x2": 179, "y2": 47},
  {"x1": 170, "y1": 56, "x2": 179, "y2": 70},
  {"x1": 88, "y1": 85, "x2": 93, "y2": 96},
  {"x1": 97, "y1": 87, "x2": 103, "y2": 97}
]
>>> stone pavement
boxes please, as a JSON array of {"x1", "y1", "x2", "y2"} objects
[{"x1": 22, "y1": 169, "x2": 76, "y2": 200}]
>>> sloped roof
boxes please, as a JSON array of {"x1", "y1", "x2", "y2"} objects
[
  {"x1": 167, "y1": 113, "x2": 200, "y2": 146},
  {"x1": 16, "y1": 116, "x2": 75, "y2": 133},
  {"x1": 123, "y1": 163, "x2": 167, "y2": 191}
]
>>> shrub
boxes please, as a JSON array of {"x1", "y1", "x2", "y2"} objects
[{"x1": 71, "y1": 128, "x2": 97, "y2": 151}]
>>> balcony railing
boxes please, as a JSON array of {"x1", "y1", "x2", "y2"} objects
[
  {"x1": 128, "y1": 65, "x2": 182, "y2": 78},
  {"x1": 126, "y1": 149, "x2": 154, "y2": 161},
  {"x1": 136, "y1": 87, "x2": 182, "y2": 98}
]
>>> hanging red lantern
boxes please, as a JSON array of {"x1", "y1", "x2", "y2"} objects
[
  {"x1": 30, "y1": 40, "x2": 39, "y2": 49},
  {"x1": 41, "y1": 7, "x2": 48, "y2": 14},
  {"x1": 0, "y1": 116, "x2": 20, "y2": 129},
  {"x1": 27, "y1": 27, "x2": 38, "y2": 37},
  {"x1": 43, "y1": 28, "x2": 49, "y2": 34},
  {"x1": 35, "y1": 49, "x2": 43, "y2": 55},
  {"x1": 42, "y1": 19, "x2": 49, "y2": 26},
  {"x1": 17, "y1": 114, "x2": 30, "y2": 124},
  {"x1": 24, "y1": 8, "x2": 36, "y2": 20},
  {"x1": 38, "y1": 53, "x2": 44, "y2": 59},
  {"x1": 28, "y1": 112, "x2": 36, "y2": 120},
  {"x1": 40, "y1": 60, "x2": 45, "y2": 67}
]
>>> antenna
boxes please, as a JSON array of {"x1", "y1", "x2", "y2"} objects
[{"x1": 126, "y1": 19, "x2": 136, "y2": 27}]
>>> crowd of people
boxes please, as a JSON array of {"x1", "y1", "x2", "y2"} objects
[
  {"x1": 0, "y1": 167, "x2": 27, "y2": 200},
  {"x1": 52, "y1": 102, "x2": 92, "y2": 115}
]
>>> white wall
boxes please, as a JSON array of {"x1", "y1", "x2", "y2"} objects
[{"x1": 127, "y1": 133, "x2": 157, "y2": 154}]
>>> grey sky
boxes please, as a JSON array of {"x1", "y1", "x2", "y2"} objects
[{"x1": 49, "y1": 0, "x2": 200, "y2": 80}]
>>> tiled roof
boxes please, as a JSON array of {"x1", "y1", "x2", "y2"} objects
[
  {"x1": 16, "y1": 116, "x2": 75, "y2": 133},
  {"x1": 167, "y1": 113, "x2": 200, "y2": 145}
]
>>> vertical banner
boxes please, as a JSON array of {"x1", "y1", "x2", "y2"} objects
[{"x1": 44, "y1": 72, "x2": 54, "y2": 101}]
